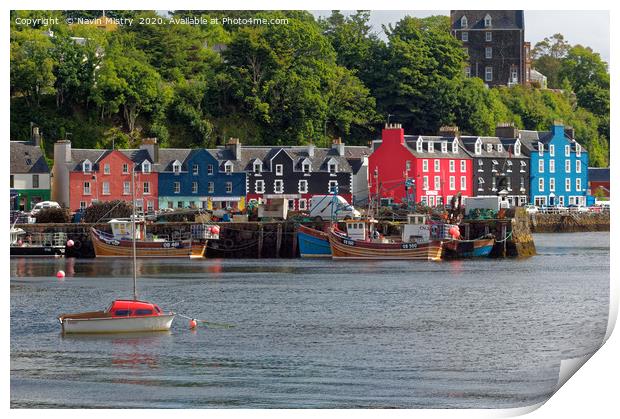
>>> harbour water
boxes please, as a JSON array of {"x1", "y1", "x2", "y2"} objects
[{"x1": 10, "y1": 232, "x2": 609, "y2": 408}]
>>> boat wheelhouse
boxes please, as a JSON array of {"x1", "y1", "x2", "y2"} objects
[{"x1": 10, "y1": 228, "x2": 66, "y2": 257}]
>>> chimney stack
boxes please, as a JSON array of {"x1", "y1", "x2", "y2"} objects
[
  {"x1": 495, "y1": 122, "x2": 519, "y2": 138},
  {"x1": 382, "y1": 123, "x2": 405, "y2": 145},
  {"x1": 227, "y1": 137, "x2": 242, "y2": 160},
  {"x1": 307, "y1": 143, "x2": 315, "y2": 157},
  {"x1": 31, "y1": 125, "x2": 41, "y2": 147},
  {"x1": 438, "y1": 125, "x2": 459, "y2": 137},
  {"x1": 140, "y1": 137, "x2": 159, "y2": 163},
  {"x1": 331, "y1": 137, "x2": 345, "y2": 156},
  {"x1": 564, "y1": 126, "x2": 575, "y2": 139}
]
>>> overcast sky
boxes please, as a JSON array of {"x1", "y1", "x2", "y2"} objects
[{"x1": 312, "y1": 10, "x2": 610, "y2": 64}]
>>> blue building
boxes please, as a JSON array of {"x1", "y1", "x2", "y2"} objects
[
  {"x1": 521, "y1": 124, "x2": 589, "y2": 207},
  {"x1": 157, "y1": 147, "x2": 247, "y2": 210}
]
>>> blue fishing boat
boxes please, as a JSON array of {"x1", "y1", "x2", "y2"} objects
[
  {"x1": 297, "y1": 225, "x2": 331, "y2": 258},
  {"x1": 441, "y1": 236, "x2": 495, "y2": 258}
]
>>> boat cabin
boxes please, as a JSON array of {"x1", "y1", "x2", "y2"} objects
[
  {"x1": 401, "y1": 213, "x2": 431, "y2": 243},
  {"x1": 109, "y1": 218, "x2": 144, "y2": 240},
  {"x1": 105, "y1": 300, "x2": 162, "y2": 317},
  {"x1": 344, "y1": 219, "x2": 379, "y2": 241}
]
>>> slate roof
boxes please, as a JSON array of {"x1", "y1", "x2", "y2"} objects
[
  {"x1": 451, "y1": 10, "x2": 524, "y2": 30},
  {"x1": 588, "y1": 168, "x2": 610, "y2": 182},
  {"x1": 460, "y1": 136, "x2": 529, "y2": 159},
  {"x1": 400, "y1": 135, "x2": 472, "y2": 159},
  {"x1": 10, "y1": 141, "x2": 50, "y2": 174},
  {"x1": 518, "y1": 130, "x2": 586, "y2": 153}
]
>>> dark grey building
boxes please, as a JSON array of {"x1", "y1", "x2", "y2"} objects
[{"x1": 450, "y1": 10, "x2": 531, "y2": 87}]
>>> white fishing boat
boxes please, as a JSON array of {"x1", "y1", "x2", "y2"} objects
[{"x1": 58, "y1": 165, "x2": 175, "y2": 334}]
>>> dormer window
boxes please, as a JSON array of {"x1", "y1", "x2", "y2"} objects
[
  {"x1": 441, "y1": 142, "x2": 448, "y2": 153},
  {"x1": 484, "y1": 14, "x2": 492, "y2": 28},
  {"x1": 428, "y1": 141, "x2": 434, "y2": 153},
  {"x1": 515, "y1": 141, "x2": 521, "y2": 156},
  {"x1": 416, "y1": 137, "x2": 423, "y2": 153},
  {"x1": 452, "y1": 139, "x2": 458, "y2": 153},
  {"x1": 576, "y1": 143, "x2": 581, "y2": 157},
  {"x1": 173, "y1": 161, "x2": 181, "y2": 174},
  {"x1": 253, "y1": 161, "x2": 262, "y2": 173},
  {"x1": 486, "y1": 143, "x2": 492, "y2": 153},
  {"x1": 303, "y1": 161, "x2": 312, "y2": 173},
  {"x1": 328, "y1": 162, "x2": 338, "y2": 173},
  {"x1": 461, "y1": 15, "x2": 468, "y2": 28},
  {"x1": 142, "y1": 161, "x2": 151, "y2": 173},
  {"x1": 83, "y1": 160, "x2": 92, "y2": 173},
  {"x1": 497, "y1": 144, "x2": 503, "y2": 153},
  {"x1": 475, "y1": 139, "x2": 482, "y2": 155},
  {"x1": 225, "y1": 161, "x2": 234, "y2": 173},
  {"x1": 538, "y1": 142, "x2": 544, "y2": 156}
]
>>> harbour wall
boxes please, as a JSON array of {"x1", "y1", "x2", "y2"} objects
[{"x1": 529, "y1": 213, "x2": 610, "y2": 233}]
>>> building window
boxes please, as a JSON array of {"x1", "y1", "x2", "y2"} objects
[
  {"x1": 515, "y1": 142, "x2": 521, "y2": 156},
  {"x1": 142, "y1": 161, "x2": 151, "y2": 173},
  {"x1": 576, "y1": 178, "x2": 582, "y2": 191},
  {"x1": 486, "y1": 143, "x2": 492, "y2": 153},
  {"x1": 174, "y1": 182, "x2": 180, "y2": 193},
  {"x1": 449, "y1": 160, "x2": 455, "y2": 173},
  {"x1": 484, "y1": 14, "x2": 492, "y2": 27},
  {"x1": 461, "y1": 31, "x2": 468, "y2": 42},
  {"x1": 416, "y1": 139, "x2": 423, "y2": 152},
  {"x1": 565, "y1": 160, "x2": 571, "y2": 173},
  {"x1": 123, "y1": 181, "x2": 130, "y2": 195},
  {"x1": 538, "y1": 142, "x2": 544, "y2": 156},
  {"x1": 565, "y1": 145, "x2": 571, "y2": 157},
  {"x1": 576, "y1": 144, "x2": 581, "y2": 157},
  {"x1": 576, "y1": 160, "x2": 581, "y2": 173},
  {"x1": 328, "y1": 180, "x2": 339, "y2": 193},
  {"x1": 539, "y1": 178, "x2": 544, "y2": 192},
  {"x1": 254, "y1": 162, "x2": 262, "y2": 173},
  {"x1": 122, "y1": 163, "x2": 129, "y2": 174},
  {"x1": 549, "y1": 145, "x2": 555, "y2": 157},
  {"x1": 422, "y1": 160, "x2": 428, "y2": 172},
  {"x1": 177, "y1": 201, "x2": 183, "y2": 209},
  {"x1": 434, "y1": 160, "x2": 440, "y2": 172},
  {"x1": 208, "y1": 182, "x2": 214, "y2": 193},
  {"x1": 478, "y1": 177, "x2": 484, "y2": 191},
  {"x1": 434, "y1": 176, "x2": 440, "y2": 191},
  {"x1": 143, "y1": 182, "x2": 150, "y2": 194},
  {"x1": 485, "y1": 66, "x2": 493, "y2": 82},
  {"x1": 302, "y1": 162, "x2": 311, "y2": 173},
  {"x1": 207, "y1": 164, "x2": 213, "y2": 175},
  {"x1": 507, "y1": 161, "x2": 513, "y2": 172},
  {"x1": 460, "y1": 160, "x2": 466, "y2": 172},
  {"x1": 460, "y1": 176, "x2": 466, "y2": 191},
  {"x1": 423, "y1": 176, "x2": 429, "y2": 190},
  {"x1": 80, "y1": 201, "x2": 87, "y2": 210},
  {"x1": 520, "y1": 161, "x2": 527, "y2": 172},
  {"x1": 492, "y1": 160, "x2": 499, "y2": 172},
  {"x1": 147, "y1": 200, "x2": 154, "y2": 212},
  {"x1": 429, "y1": 141, "x2": 435, "y2": 153},
  {"x1": 461, "y1": 15, "x2": 468, "y2": 28},
  {"x1": 173, "y1": 162, "x2": 181, "y2": 174},
  {"x1": 276, "y1": 164, "x2": 283, "y2": 176},
  {"x1": 450, "y1": 176, "x2": 455, "y2": 190},
  {"x1": 485, "y1": 47, "x2": 492, "y2": 59},
  {"x1": 491, "y1": 177, "x2": 497, "y2": 191},
  {"x1": 102, "y1": 182, "x2": 110, "y2": 195},
  {"x1": 452, "y1": 140, "x2": 459, "y2": 154},
  {"x1": 298, "y1": 180, "x2": 308, "y2": 193},
  {"x1": 328, "y1": 162, "x2": 338, "y2": 173},
  {"x1": 103, "y1": 164, "x2": 110, "y2": 175},
  {"x1": 225, "y1": 162, "x2": 233, "y2": 173},
  {"x1": 441, "y1": 142, "x2": 448, "y2": 153},
  {"x1": 520, "y1": 177, "x2": 525, "y2": 191},
  {"x1": 497, "y1": 143, "x2": 503, "y2": 153},
  {"x1": 538, "y1": 160, "x2": 544, "y2": 173},
  {"x1": 464, "y1": 66, "x2": 471, "y2": 78},
  {"x1": 299, "y1": 199, "x2": 307, "y2": 210},
  {"x1": 83, "y1": 182, "x2": 91, "y2": 195},
  {"x1": 192, "y1": 182, "x2": 198, "y2": 193},
  {"x1": 475, "y1": 141, "x2": 482, "y2": 155},
  {"x1": 565, "y1": 178, "x2": 571, "y2": 192},
  {"x1": 478, "y1": 160, "x2": 484, "y2": 171},
  {"x1": 255, "y1": 180, "x2": 264, "y2": 194},
  {"x1": 167, "y1": 201, "x2": 173, "y2": 209},
  {"x1": 486, "y1": 31, "x2": 492, "y2": 42},
  {"x1": 193, "y1": 164, "x2": 199, "y2": 175},
  {"x1": 274, "y1": 180, "x2": 284, "y2": 193},
  {"x1": 226, "y1": 182, "x2": 232, "y2": 193},
  {"x1": 406, "y1": 161, "x2": 411, "y2": 171},
  {"x1": 83, "y1": 160, "x2": 92, "y2": 173},
  {"x1": 549, "y1": 160, "x2": 555, "y2": 173},
  {"x1": 32, "y1": 174, "x2": 39, "y2": 188},
  {"x1": 549, "y1": 178, "x2": 555, "y2": 192}
]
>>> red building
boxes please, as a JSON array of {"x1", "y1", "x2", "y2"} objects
[
  {"x1": 64, "y1": 148, "x2": 159, "y2": 212},
  {"x1": 588, "y1": 167, "x2": 610, "y2": 198},
  {"x1": 369, "y1": 124, "x2": 474, "y2": 207}
]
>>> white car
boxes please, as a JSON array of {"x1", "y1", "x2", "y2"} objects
[
  {"x1": 523, "y1": 205, "x2": 538, "y2": 214},
  {"x1": 31, "y1": 201, "x2": 61, "y2": 215}
]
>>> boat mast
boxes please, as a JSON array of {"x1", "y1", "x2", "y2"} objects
[{"x1": 131, "y1": 164, "x2": 138, "y2": 300}]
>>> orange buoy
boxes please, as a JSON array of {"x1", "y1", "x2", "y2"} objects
[
  {"x1": 189, "y1": 319, "x2": 198, "y2": 329},
  {"x1": 56, "y1": 270, "x2": 65, "y2": 279}
]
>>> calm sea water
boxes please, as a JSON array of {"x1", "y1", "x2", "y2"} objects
[{"x1": 10, "y1": 232, "x2": 609, "y2": 408}]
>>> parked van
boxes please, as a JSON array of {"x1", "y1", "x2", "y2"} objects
[
  {"x1": 31, "y1": 201, "x2": 61, "y2": 215},
  {"x1": 309, "y1": 195, "x2": 361, "y2": 221}
]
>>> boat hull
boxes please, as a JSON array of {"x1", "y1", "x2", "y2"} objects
[
  {"x1": 10, "y1": 246, "x2": 65, "y2": 257},
  {"x1": 298, "y1": 225, "x2": 331, "y2": 258},
  {"x1": 442, "y1": 238, "x2": 495, "y2": 258},
  {"x1": 91, "y1": 228, "x2": 205, "y2": 258},
  {"x1": 328, "y1": 230, "x2": 442, "y2": 261},
  {"x1": 60, "y1": 314, "x2": 175, "y2": 334}
]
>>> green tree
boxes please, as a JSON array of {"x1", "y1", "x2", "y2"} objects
[{"x1": 10, "y1": 29, "x2": 56, "y2": 106}]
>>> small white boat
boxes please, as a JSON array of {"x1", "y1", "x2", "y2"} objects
[{"x1": 58, "y1": 166, "x2": 175, "y2": 334}]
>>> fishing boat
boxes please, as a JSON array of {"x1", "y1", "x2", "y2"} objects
[
  {"x1": 297, "y1": 224, "x2": 331, "y2": 258},
  {"x1": 58, "y1": 165, "x2": 175, "y2": 334},
  {"x1": 328, "y1": 214, "x2": 443, "y2": 261},
  {"x1": 441, "y1": 236, "x2": 495, "y2": 258},
  {"x1": 90, "y1": 218, "x2": 212, "y2": 258},
  {"x1": 10, "y1": 227, "x2": 66, "y2": 257}
]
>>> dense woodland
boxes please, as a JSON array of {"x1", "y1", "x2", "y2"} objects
[{"x1": 10, "y1": 10, "x2": 610, "y2": 166}]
